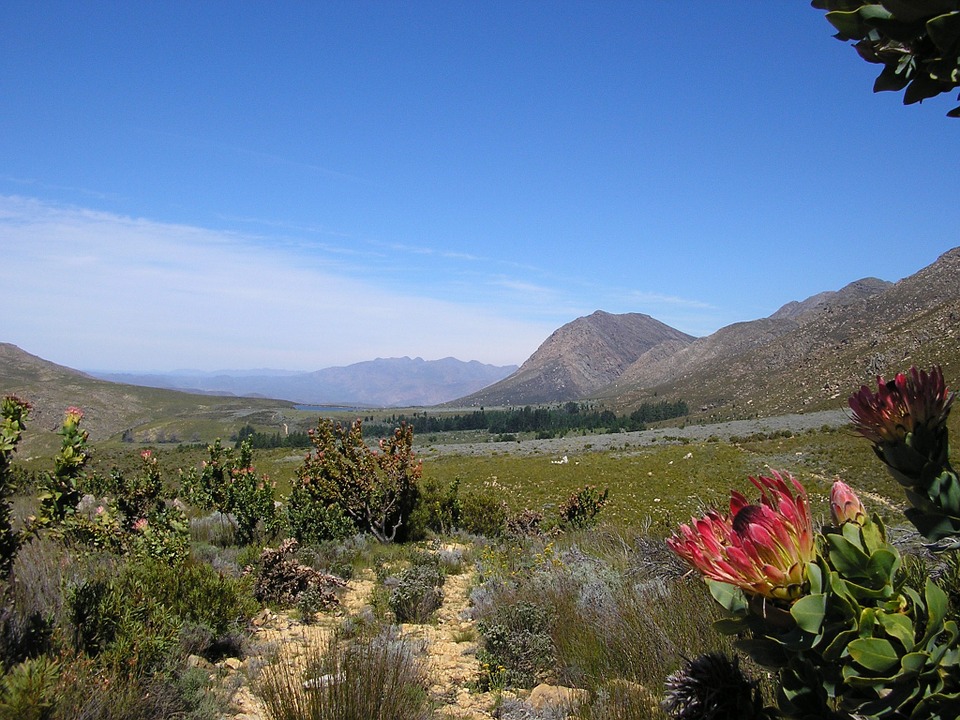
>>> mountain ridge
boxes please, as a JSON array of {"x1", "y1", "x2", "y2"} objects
[
  {"x1": 452, "y1": 311, "x2": 695, "y2": 407},
  {"x1": 598, "y1": 247, "x2": 960, "y2": 419},
  {"x1": 91, "y1": 356, "x2": 518, "y2": 407}
]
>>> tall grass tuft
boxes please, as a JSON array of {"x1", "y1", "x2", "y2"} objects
[{"x1": 256, "y1": 628, "x2": 431, "y2": 720}]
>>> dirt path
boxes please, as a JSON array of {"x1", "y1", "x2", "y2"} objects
[{"x1": 225, "y1": 561, "x2": 500, "y2": 720}]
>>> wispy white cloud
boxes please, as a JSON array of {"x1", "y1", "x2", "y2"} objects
[
  {"x1": 624, "y1": 290, "x2": 715, "y2": 310},
  {"x1": 1, "y1": 195, "x2": 553, "y2": 371}
]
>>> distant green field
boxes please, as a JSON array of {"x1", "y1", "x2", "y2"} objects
[{"x1": 40, "y1": 416, "x2": 928, "y2": 540}]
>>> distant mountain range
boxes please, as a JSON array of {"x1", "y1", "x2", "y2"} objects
[
  {"x1": 460, "y1": 247, "x2": 960, "y2": 422},
  {"x1": 91, "y1": 357, "x2": 518, "y2": 407}
]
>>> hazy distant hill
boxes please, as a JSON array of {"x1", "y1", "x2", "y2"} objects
[
  {"x1": 598, "y1": 247, "x2": 960, "y2": 420},
  {"x1": 94, "y1": 357, "x2": 518, "y2": 407},
  {"x1": 453, "y1": 311, "x2": 695, "y2": 406},
  {"x1": 0, "y1": 343, "x2": 295, "y2": 446}
]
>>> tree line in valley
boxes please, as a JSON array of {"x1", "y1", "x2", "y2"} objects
[{"x1": 235, "y1": 399, "x2": 689, "y2": 449}]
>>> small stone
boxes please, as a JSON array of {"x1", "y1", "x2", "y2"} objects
[
  {"x1": 186, "y1": 654, "x2": 213, "y2": 670},
  {"x1": 222, "y1": 657, "x2": 243, "y2": 671},
  {"x1": 528, "y1": 683, "x2": 588, "y2": 712}
]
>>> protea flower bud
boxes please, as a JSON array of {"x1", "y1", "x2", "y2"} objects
[
  {"x1": 849, "y1": 366, "x2": 959, "y2": 542},
  {"x1": 830, "y1": 480, "x2": 866, "y2": 526},
  {"x1": 849, "y1": 366, "x2": 953, "y2": 451},
  {"x1": 668, "y1": 471, "x2": 815, "y2": 601}
]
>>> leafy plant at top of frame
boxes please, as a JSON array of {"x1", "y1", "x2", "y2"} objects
[{"x1": 813, "y1": 1, "x2": 960, "y2": 116}]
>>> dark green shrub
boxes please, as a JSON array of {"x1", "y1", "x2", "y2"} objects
[
  {"x1": 0, "y1": 396, "x2": 31, "y2": 580},
  {"x1": 284, "y1": 486, "x2": 356, "y2": 545},
  {"x1": 67, "y1": 572, "x2": 180, "y2": 676},
  {"x1": 295, "y1": 420, "x2": 421, "y2": 543},
  {"x1": 459, "y1": 485, "x2": 508, "y2": 538},
  {"x1": 407, "y1": 477, "x2": 461, "y2": 538},
  {"x1": 127, "y1": 557, "x2": 257, "y2": 641},
  {"x1": 0, "y1": 655, "x2": 60, "y2": 720},
  {"x1": 558, "y1": 485, "x2": 609, "y2": 530}
]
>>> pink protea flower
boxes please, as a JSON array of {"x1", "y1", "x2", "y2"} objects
[
  {"x1": 132, "y1": 518, "x2": 149, "y2": 532},
  {"x1": 668, "y1": 471, "x2": 815, "y2": 601},
  {"x1": 849, "y1": 366, "x2": 954, "y2": 445},
  {"x1": 830, "y1": 480, "x2": 866, "y2": 526},
  {"x1": 64, "y1": 406, "x2": 84, "y2": 423}
]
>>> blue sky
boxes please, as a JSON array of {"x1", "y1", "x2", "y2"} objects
[{"x1": 2, "y1": 2, "x2": 958, "y2": 372}]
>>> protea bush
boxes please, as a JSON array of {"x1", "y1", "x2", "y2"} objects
[{"x1": 668, "y1": 366, "x2": 960, "y2": 720}]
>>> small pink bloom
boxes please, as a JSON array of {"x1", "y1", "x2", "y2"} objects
[
  {"x1": 96, "y1": 506, "x2": 105, "y2": 516},
  {"x1": 64, "y1": 406, "x2": 84, "y2": 423},
  {"x1": 133, "y1": 518, "x2": 148, "y2": 532},
  {"x1": 668, "y1": 471, "x2": 815, "y2": 601},
  {"x1": 141, "y1": 450, "x2": 152, "y2": 460},
  {"x1": 830, "y1": 480, "x2": 866, "y2": 526}
]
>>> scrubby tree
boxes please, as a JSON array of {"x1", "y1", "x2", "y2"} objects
[
  {"x1": 37, "y1": 407, "x2": 87, "y2": 527},
  {"x1": 180, "y1": 439, "x2": 276, "y2": 546},
  {"x1": 295, "y1": 419, "x2": 421, "y2": 543},
  {"x1": 813, "y1": 1, "x2": 960, "y2": 116}
]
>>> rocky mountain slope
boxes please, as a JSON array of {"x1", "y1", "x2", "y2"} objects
[
  {"x1": 613, "y1": 276, "x2": 894, "y2": 393},
  {"x1": 93, "y1": 356, "x2": 517, "y2": 408},
  {"x1": 600, "y1": 247, "x2": 960, "y2": 420},
  {"x1": 453, "y1": 311, "x2": 695, "y2": 407}
]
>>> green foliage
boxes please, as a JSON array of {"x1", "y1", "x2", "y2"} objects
[
  {"x1": 235, "y1": 423, "x2": 312, "y2": 449},
  {"x1": 294, "y1": 420, "x2": 421, "y2": 543},
  {"x1": 284, "y1": 484, "x2": 356, "y2": 545},
  {"x1": 67, "y1": 572, "x2": 180, "y2": 677},
  {"x1": 0, "y1": 655, "x2": 60, "y2": 720},
  {"x1": 407, "y1": 476, "x2": 462, "y2": 538},
  {"x1": 126, "y1": 558, "x2": 256, "y2": 641},
  {"x1": 458, "y1": 483, "x2": 508, "y2": 538},
  {"x1": 65, "y1": 554, "x2": 255, "y2": 676},
  {"x1": 37, "y1": 408, "x2": 87, "y2": 529},
  {"x1": 365, "y1": 400, "x2": 689, "y2": 438},
  {"x1": 813, "y1": 1, "x2": 960, "y2": 116},
  {"x1": 0, "y1": 396, "x2": 31, "y2": 579},
  {"x1": 180, "y1": 439, "x2": 277, "y2": 546}
]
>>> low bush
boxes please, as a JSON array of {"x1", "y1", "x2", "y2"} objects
[
  {"x1": 458, "y1": 483, "x2": 508, "y2": 538},
  {"x1": 476, "y1": 601, "x2": 554, "y2": 690},
  {"x1": 387, "y1": 553, "x2": 445, "y2": 624}
]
